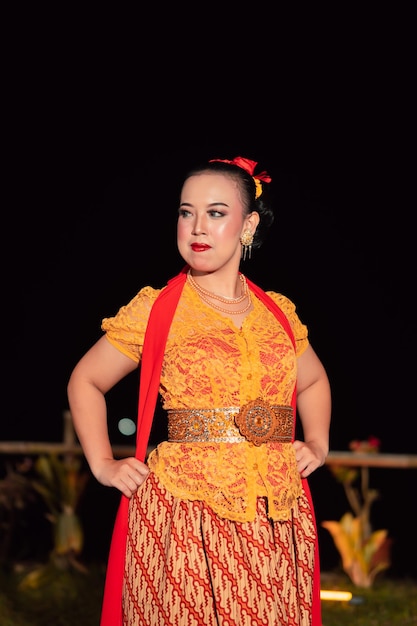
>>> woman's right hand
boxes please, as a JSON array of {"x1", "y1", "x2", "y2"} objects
[
  {"x1": 97, "y1": 457, "x2": 150, "y2": 497},
  {"x1": 68, "y1": 336, "x2": 145, "y2": 498}
]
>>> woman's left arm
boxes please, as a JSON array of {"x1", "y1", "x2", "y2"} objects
[{"x1": 294, "y1": 344, "x2": 332, "y2": 477}]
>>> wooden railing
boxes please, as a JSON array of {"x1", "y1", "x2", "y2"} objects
[
  {"x1": 1, "y1": 444, "x2": 416, "y2": 469},
  {"x1": 325, "y1": 451, "x2": 417, "y2": 469},
  {"x1": 1, "y1": 411, "x2": 416, "y2": 469}
]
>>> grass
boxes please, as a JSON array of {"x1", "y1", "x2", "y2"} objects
[
  {"x1": 0, "y1": 561, "x2": 106, "y2": 626},
  {"x1": 0, "y1": 562, "x2": 416, "y2": 625},
  {"x1": 320, "y1": 571, "x2": 417, "y2": 625}
]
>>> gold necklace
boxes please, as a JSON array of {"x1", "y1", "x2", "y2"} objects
[
  {"x1": 187, "y1": 271, "x2": 252, "y2": 315},
  {"x1": 187, "y1": 271, "x2": 248, "y2": 303}
]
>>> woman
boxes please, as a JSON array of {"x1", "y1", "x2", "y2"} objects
[{"x1": 67, "y1": 156, "x2": 331, "y2": 626}]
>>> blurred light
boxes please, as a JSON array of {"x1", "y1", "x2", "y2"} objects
[
  {"x1": 118, "y1": 418, "x2": 136, "y2": 436},
  {"x1": 320, "y1": 589, "x2": 353, "y2": 601}
]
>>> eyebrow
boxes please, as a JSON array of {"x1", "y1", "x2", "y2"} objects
[{"x1": 179, "y1": 201, "x2": 229, "y2": 208}]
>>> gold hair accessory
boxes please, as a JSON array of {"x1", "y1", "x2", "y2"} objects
[
  {"x1": 240, "y1": 230, "x2": 254, "y2": 261},
  {"x1": 254, "y1": 178, "x2": 263, "y2": 199}
]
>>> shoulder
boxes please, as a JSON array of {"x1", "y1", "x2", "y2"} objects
[
  {"x1": 101, "y1": 286, "x2": 163, "y2": 331},
  {"x1": 264, "y1": 291, "x2": 309, "y2": 355},
  {"x1": 100, "y1": 285, "x2": 165, "y2": 362},
  {"x1": 125, "y1": 285, "x2": 164, "y2": 311},
  {"x1": 265, "y1": 291, "x2": 298, "y2": 313}
]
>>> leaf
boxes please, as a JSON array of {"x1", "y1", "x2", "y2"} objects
[
  {"x1": 321, "y1": 519, "x2": 356, "y2": 571},
  {"x1": 54, "y1": 510, "x2": 84, "y2": 555}
]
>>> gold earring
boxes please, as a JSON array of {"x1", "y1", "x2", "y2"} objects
[{"x1": 240, "y1": 230, "x2": 254, "y2": 260}]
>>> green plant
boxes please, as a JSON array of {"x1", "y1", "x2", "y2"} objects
[
  {"x1": 321, "y1": 437, "x2": 392, "y2": 588},
  {"x1": 0, "y1": 458, "x2": 38, "y2": 564},
  {"x1": 19, "y1": 454, "x2": 90, "y2": 588}
]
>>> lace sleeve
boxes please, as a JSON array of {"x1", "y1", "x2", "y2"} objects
[
  {"x1": 101, "y1": 286, "x2": 162, "y2": 362},
  {"x1": 266, "y1": 291, "x2": 309, "y2": 357}
]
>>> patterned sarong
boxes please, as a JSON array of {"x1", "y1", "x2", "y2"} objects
[{"x1": 123, "y1": 472, "x2": 316, "y2": 626}]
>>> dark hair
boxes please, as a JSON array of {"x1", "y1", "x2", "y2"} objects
[{"x1": 183, "y1": 159, "x2": 274, "y2": 250}]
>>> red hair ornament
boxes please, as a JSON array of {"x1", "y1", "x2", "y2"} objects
[{"x1": 209, "y1": 156, "x2": 271, "y2": 199}]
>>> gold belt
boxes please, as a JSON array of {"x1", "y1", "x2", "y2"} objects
[{"x1": 167, "y1": 398, "x2": 293, "y2": 446}]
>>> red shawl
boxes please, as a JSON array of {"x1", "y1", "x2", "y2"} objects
[{"x1": 100, "y1": 266, "x2": 322, "y2": 625}]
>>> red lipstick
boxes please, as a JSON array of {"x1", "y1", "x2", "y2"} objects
[{"x1": 191, "y1": 243, "x2": 211, "y2": 251}]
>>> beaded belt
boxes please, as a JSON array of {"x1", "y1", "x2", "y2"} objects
[{"x1": 167, "y1": 398, "x2": 293, "y2": 446}]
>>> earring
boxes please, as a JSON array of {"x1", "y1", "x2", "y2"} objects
[{"x1": 240, "y1": 230, "x2": 254, "y2": 260}]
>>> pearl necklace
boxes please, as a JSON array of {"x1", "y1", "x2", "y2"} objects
[
  {"x1": 188, "y1": 271, "x2": 247, "y2": 303},
  {"x1": 187, "y1": 271, "x2": 252, "y2": 315}
]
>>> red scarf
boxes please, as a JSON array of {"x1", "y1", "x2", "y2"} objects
[{"x1": 100, "y1": 266, "x2": 321, "y2": 625}]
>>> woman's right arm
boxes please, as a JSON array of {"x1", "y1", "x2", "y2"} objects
[{"x1": 67, "y1": 335, "x2": 150, "y2": 497}]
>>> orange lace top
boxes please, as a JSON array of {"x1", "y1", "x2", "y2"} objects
[{"x1": 102, "y1": 280, "x2": 309, "y2": 522}]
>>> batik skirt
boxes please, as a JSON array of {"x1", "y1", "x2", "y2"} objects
[{"x1": 122, "y1": 472, "x2": 317, "y2": 626}]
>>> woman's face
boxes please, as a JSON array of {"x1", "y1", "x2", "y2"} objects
[{"x1": 177, "y1": 173, "x2": 255, "y2": 273}]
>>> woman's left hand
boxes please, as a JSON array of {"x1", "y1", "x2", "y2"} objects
[{"x1": 293, "y1": 440, "x2": 327, "y2": 477}]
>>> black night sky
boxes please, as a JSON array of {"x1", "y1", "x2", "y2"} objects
[
  {"x1": 2, "y1": 13, "x2": 415, "y2": 575},
  {"x1": 4, "y1": 89, "x2": 413, "y2": 452}
]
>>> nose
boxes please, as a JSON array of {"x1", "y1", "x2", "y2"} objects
[{"x1": 192, "y1": 215, "x2": 207, "y2": 236}]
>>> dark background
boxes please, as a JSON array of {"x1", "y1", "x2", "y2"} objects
[{"x1": 2, "y1": 10, "x2": 415, "y2": 577}]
